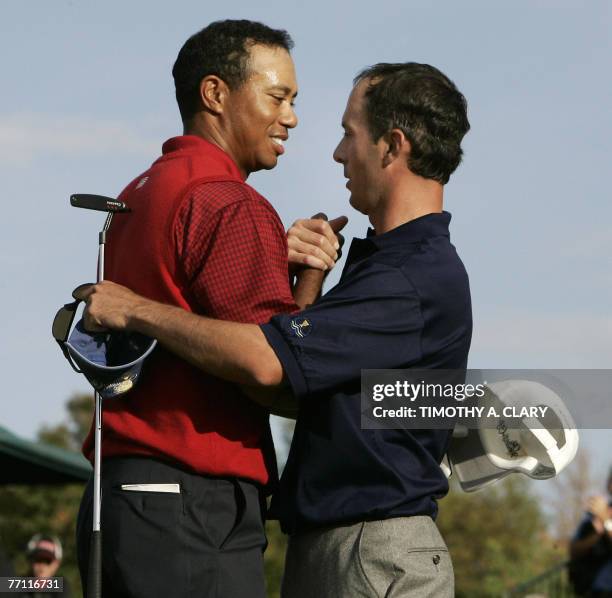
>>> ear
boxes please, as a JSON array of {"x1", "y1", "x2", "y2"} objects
[
  {"x1": 382, "y1": 128, "x2": 411, "y2": 168},
  {"x1": 199, "y1": 75, "x2": 230, "y2": 115}
]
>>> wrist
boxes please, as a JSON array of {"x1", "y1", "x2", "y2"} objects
[
  {"x1": 127, "y1": 296, "x2": 159, "y2": 334},
  {"x1": 296, "y1": 267, "x2": 326, "y2": 281}
]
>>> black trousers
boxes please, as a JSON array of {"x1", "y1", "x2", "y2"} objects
[{"x1": 76, "y1": 457, "x2": 267, "y2": 598}]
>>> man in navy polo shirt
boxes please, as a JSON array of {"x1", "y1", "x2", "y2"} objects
[{"x1": 77, "y1": 61, "x2": 471, "y2": 597}]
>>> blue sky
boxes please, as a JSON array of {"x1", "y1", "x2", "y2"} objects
[{"x1": 1, "y1": 1, "x2": 610, "y2": 486}]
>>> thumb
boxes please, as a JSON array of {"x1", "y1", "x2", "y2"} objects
[
  {"x1": 72, "y1": 282, "x2": 96, "y2": 301},
  {"x1": 329, "y1": 215, "x2": 349, "y2": 233}
]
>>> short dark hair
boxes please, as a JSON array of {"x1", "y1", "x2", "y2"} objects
[
  {"x1": 172, "y1": 20, "x2": 294, "y2": 122},
  {"x1": 354, "y1": 63, "x2": 470, "y2": 184}
]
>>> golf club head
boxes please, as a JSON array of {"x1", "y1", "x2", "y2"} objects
[{"x1": 70, "y1": 194, "x2": 131, "y2": 213}]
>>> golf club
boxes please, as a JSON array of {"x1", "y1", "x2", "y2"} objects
[
  {"x1": 71, "y1": 193, "x2": 129, "y2": 598},
  {"x1": 70, "y1": 193, "x2": 131, "y2": 213}
]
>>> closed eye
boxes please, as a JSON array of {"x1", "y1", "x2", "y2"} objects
[{"x1": 271, "y1": 95, "x2": 296, "y2": 107}]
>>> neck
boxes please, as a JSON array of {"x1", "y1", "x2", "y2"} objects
[
  {"x1": 183, "y1": 117, "x2": 248, "y2": 179},
  {"x1": 370, "y1": 173, "x2": 444, "y2": 234}
]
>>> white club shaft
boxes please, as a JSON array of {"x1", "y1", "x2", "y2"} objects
[{"x1": 92, "y1": 392, "x2": 102, "y2": 532}]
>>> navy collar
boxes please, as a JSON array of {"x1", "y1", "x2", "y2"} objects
[
  {"x1": 341, "y1": 212, "x2": 452, "y2": 280},
  {"x1": 366, "y1": 211, "x2": 451, "y2": 249}
]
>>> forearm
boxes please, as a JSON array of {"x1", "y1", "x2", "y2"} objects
[
  {"x1": 292, "y1": 268, "x2": 325, "y2": 309},
  {"x1": 128, "y1": 298, "x2": 283, "y2": 387}
]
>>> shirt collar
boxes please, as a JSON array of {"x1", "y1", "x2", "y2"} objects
[
  {"x1": 341, "y1": 212, "x2": 452, "y2": 276},
  {"x1": 366, "y1": 211, "x2": 452, "y2": 249},
  {"x1": 159, "y1": 135, "x2": 245, "y2": 181}
]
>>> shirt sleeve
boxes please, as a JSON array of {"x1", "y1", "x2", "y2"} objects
[
  {"x1": 174, "y1": 181, "x2": 299, "y2": 324},
  {"x1": 573, "y1": 515, "x2": 595, "y2": 541},
  {"x1": 260, "y1": 262, "x2": 424, "y2": 399}
]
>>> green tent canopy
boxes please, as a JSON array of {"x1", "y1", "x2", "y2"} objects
[{"x1": 0, "y1": 426, "x2": 91, "y2": 484}]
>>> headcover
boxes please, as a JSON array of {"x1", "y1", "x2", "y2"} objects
[
  {"x1": 53, "y1": 304, "x2": 157, "y2": 399},
  {"x1": 448, "y1": 379, "x2": 579, "y2": 492}
]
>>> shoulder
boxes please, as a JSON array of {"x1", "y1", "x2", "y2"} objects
[
  {"x1": 574, "y1": 514, "x2": 596, "y2": 539},
  {"x1": 397, "y1": 238, "x2": 470, "y2": 289},
  {"x1": 186, "y1": 180, "x2": 280, "y2": 219},
  {"x1": 173, "y1": 180, "x2": 288, "y2": 259},
  {"x1": 174, "y1": 180, "x2": 285, "y2": 238}
]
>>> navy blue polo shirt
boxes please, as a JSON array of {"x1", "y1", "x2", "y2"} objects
[{"x1": 261, "y1": 211, "x2": 472, "y2": 535}]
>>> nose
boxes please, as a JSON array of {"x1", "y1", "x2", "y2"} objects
[
  {"x1": 280, "y1": 103, "x2": 298, "y2": 129},
  {"x1": 333, "y1": 138, "x2": 345, "y2": 164}
]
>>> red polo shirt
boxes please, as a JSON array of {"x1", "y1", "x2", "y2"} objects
[{"x1": 82, "y1": 136, "x2": 299, "y2": 486}]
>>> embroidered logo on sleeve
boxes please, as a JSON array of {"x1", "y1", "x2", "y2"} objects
[
  {"x1": 135, "y1": 176, "x2": 149, "y2": 190},
  {"x1": 290, "y1": 317, "x2": 312, "y2": 339}
]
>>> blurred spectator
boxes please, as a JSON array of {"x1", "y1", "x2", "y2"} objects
[
  {"x1": 23, "y1": 535, "x2": 71, "y2": 597},
  {"x1": 570, "y1": 468, "x2": 612, "y2": 597}
]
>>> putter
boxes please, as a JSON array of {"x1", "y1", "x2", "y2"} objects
[{"x1": 71, "y1": 194, "x2": 130, "y2": 598}]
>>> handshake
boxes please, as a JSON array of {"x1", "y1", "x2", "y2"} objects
[{"x1": 286, "y1": 212, "x2": 349, "y2": 273}]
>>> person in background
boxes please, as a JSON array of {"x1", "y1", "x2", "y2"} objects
[
  {"x1": 24, "y1": 534, "x2": 71, "y2": 597},
  {"x1": 570, "y1": 467, "x2": 612, "y2": 597}
]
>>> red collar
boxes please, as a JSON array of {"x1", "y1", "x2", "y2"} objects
[{"x1": 158, "y1": 135, "x2": 245, "y2": 181}]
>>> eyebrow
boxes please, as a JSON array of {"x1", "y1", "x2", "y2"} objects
[{"x1": 268, "y1": 85, "x2": 298, "y2": 98}]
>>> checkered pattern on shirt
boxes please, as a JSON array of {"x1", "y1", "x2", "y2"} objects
[{"x1": 174, "y1": 181, "x2": 299, "y2": 323}]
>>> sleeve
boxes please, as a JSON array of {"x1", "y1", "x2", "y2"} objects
[
  {"x1": 260, "y1": 263, "x2": 423, "y2": 399},
  {"x1": 174, "y1": 181, "x2": 299, "y2": 323},
  {"x1": 572, "y1": 516, "x2": 595, "y2": 541}
]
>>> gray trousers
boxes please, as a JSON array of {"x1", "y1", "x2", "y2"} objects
[{"x1": 281, "y1": 516, "x2": 453, "y2": 598}]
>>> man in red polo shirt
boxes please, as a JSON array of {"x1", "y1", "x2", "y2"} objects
[{"x1": 74, "y1": 20, "x2": 345, "y2": 598}]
